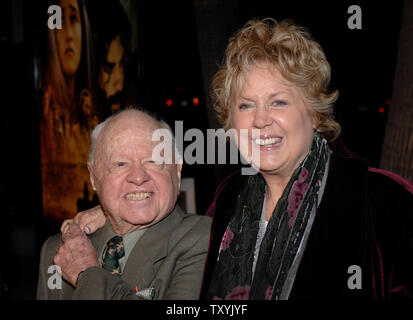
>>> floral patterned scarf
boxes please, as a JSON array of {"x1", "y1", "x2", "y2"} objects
[{"x1": 207, "y1": 132, "x2": 330, "y2": 300}]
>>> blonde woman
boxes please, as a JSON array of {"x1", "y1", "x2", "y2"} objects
[{"x1": 200, "y1": 18, "x2": 413, "y2": 300}]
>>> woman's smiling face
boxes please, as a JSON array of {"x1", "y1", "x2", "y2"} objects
[{"x1": 232, "y1": 63, "x2": 315, "y2": 179}]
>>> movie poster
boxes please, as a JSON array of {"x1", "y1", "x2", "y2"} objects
[{"x1": 41, "y1": 0, "x2": 139, "y2": 221}]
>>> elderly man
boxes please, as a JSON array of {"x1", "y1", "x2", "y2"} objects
[{"x1": 37, "y1": 109, "x2": 211, "y2": 299}]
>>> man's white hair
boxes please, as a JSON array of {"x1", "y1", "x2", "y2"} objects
[{"x1": 88, "y1": 108, "x2": 182, "y2": 163}]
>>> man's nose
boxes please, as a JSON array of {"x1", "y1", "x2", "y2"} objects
[
  {"x1": 112, "y1": 65, "x2": 124, "y2": 94},
  {"x1": 253, "y1": 106, "x2": 272, "y2": 129},
  {"x1": 126, "y1": 163, "x2": 150, "y2": 185}
]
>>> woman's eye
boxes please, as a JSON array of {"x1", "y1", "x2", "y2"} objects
[
  {"x1": 116, "y1": 162, "x2": 126, "y2": 167},
  {"x1": 70, "y1": 14, "x2": 78, "y2": 24},
  {"x1": 238, "y1": 103, "x2": 252, "y2": 110},
  {"x1": 271, "y1": 100, "x2": 287, "y2": 107}
]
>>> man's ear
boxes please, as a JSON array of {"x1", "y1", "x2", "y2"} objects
[
  {"x1": 87, "y1": 162, "x2": 97, "y2": 191},
  {"x1": 176, "y1": 162, "x2": 183, "y2": 180},
  {"x1": 175, "y1": 162, "x2": 183, "y2": 195}
]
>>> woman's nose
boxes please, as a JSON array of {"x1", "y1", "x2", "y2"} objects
[
  {"x1": 253, "y1": 106, "x2": 272, "y2": 129},
  {"x1": 63, "y1": 15, "x2": 73, "y2": 40}
]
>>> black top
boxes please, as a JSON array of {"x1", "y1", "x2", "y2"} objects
[{"x1": 200, "y1": 138, "x2": 413, "y2": 299}]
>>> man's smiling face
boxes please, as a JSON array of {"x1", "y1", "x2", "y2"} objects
[{"x1": 89, "y1": 111, "x2": 182, "y2": 234}]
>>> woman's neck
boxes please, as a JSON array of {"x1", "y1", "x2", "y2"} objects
[
  {"x1": 65, "y1": 75, "x2": 76, "y2": 103},
  {"x1": 262, "y1": 172, "x2": 290, "y2": 221}
]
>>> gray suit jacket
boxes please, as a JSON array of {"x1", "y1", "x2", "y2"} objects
[{"x1": 37, "y1": 205, "x2": 211, "y2": 300}]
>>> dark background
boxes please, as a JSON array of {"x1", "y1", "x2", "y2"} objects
[{"x1": 0, "y1": 0, "x2": 404, "y2": 299}]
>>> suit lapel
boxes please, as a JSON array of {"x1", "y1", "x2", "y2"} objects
[{"x1": 121, "y1": 205, "x2": 185, "y2": 289}]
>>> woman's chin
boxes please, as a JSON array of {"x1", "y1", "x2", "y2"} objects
[{"x1": 255, "y1": 159, "x2": 291, "y2": 177}]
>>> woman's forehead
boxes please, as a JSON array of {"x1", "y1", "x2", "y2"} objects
[
  {"x1": 235, "y1": 64, "x2": 296, "y2": 98},
  {"x1": 60, "y1": 0, "x2": 80, "y2": 11}
]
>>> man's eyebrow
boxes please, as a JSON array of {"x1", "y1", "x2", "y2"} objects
[{"x1": 103, "y1": 62, "x2": 116, "y2": 68}]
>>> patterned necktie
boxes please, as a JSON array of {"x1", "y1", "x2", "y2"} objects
[{"x1": 102, "y1": 236, "x2": 125, "y2": 276}]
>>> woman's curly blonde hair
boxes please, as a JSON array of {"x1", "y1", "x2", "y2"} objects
[{"x1": 212, "y1": 18, "x2": 341, "y2": 141}]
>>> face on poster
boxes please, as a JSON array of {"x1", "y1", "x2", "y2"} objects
[{"x1": 41, "y1": 0, "x2": 137, "y2": 221}]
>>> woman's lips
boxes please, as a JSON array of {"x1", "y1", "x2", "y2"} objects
[
  {"x1": 64, "y1": 48, "x2": 75, "y2": 56},
  {"x1": 254, "y1": 137, "x2": 281, "y2": 146},
  {"x1": 252, "y1": 136, "x2": 283, "y2": 151}
]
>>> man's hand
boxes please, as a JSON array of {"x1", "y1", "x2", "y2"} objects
[
  {"x1": 54, "y1": 223, "x2": 99, "y2": 287},
  {"x1": 61, "y1": 205, "x2": 106, "y2": 235}
]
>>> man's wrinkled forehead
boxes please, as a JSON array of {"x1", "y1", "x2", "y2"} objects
[{"x1": 96, "y1": 112, "x2": 161, "y2": 161}]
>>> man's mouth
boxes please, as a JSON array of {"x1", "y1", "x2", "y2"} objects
[
  {"x1": 253, "y1": 137, "x2": 282, "y2": 147},
  {"x1": 124, "y1": 192, "x2": 153, "y2": 201}
]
